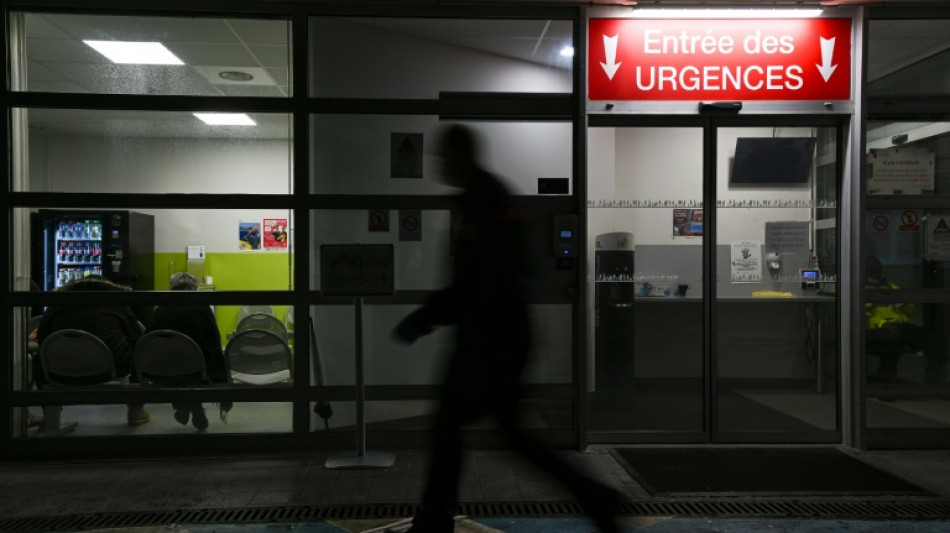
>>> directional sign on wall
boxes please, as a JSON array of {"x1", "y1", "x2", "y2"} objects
[{"x1": 588, "y1": 18, "x2": 852, "y2": 101}]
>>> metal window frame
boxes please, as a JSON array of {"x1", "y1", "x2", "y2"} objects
[{"x1": 1, "y1": 0, "x2": 586, "y2": 457}]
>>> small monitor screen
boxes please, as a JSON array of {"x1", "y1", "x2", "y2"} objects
[
  {"x1": 731, "y1": 137, "x2": 816, "y2": 184},
  {"x1": 560, "y1": 229, "x2": 573, "y2": 239},
  {"x1": 802, "y1": 270, "x2": 818, "y2": 280}
]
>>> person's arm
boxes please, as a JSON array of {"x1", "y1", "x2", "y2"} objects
[{"x1": 392, "y1": 286, "x2": 460, "y2": 344}]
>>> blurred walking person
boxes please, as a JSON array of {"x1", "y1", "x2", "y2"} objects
[{"x1": 390, "y1": 124, "x2": 621, "y2": 533}]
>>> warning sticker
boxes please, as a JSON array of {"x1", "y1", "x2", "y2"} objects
[
  {"x1": 899, "y1": 209, "x2": 920, "y2": 231},
  {"x1": 391, "y1": 132, "x2": 423, "y2": 179},
  {"x1": 925, "y1": 213, "x2": 950, "y2": 260},
  {"x1": 369, "y1": 209, "x2": 390, "y2": 232}
]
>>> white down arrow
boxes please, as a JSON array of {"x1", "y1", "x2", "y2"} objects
[
  {"x1": 601, "y1": 34, "x2": 621, "y2": 80},
  {"x1": 816, "y1": 36, "x2": 837, "y2": 82}
]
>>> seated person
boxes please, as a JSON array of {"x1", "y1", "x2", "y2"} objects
[
  {"x1": 36, "y1": 276, "x2": 149, "y2": 426},
  {"x1": 146, "y1": 272, "x2": 228, "y2": 430},
  {"x1": 865, "y1": 256, "x2": 946, "y2": 383}
]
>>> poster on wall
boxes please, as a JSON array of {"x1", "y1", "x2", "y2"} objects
[
  {"x1": 868, "y1": 147, "x2": 935, "y2": 195},
  {"x1": 391, "y1": 133, "x2": 423, "y2": 179},
  {"x1": 925, "y1": 213, "x2": 950, "y2": 261},
  {"x1": 765, "y1": 221, "x2": 810, "y2": 252},
  {"x1": 263, "y1": 218, "x2": 289, "y2": 250},
  {"x1": 673, "y1": 209, "x2": 703, "y2": 237},
  {"x1": 238, "y1": 221, "x2": 262, "y2": 251},
  {"x1": 731, "y1": 240, "x2": 762, "y2": 283}
]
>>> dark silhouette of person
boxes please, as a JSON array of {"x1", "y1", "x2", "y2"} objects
[
  {"x1": 865, "y1": 256, "x2": 946, "y2": 383},
  {"x1": 36, "y1": 275, "x2": 149, "y2": 426},
  {"x1": 146, "y1": 272, "x2": 229, "y2": 430},
  {"x1": 389, "y1": 124, "x2": 621, "y2": 533}
]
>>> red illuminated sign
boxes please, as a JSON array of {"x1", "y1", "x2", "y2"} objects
[{"x1": 588, "y1": 18, "x2": 852, "y2": 101}]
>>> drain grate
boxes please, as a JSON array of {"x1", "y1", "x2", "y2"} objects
[{"x1": 4, "y1": 499, "x2": 950, "y2": 532}]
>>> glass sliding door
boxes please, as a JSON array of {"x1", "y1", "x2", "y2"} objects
[
  {"x1": 586, "y1": 119, "x2": 841, "y2": 444},
  {"x1": 713, "y1": 125, "x2": 839, "y2": 442},
  {"x1": 587, "y1": 126, "x2": 706, "y2": 440}
]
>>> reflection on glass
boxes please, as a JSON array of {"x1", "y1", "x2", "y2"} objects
[
  {"x1": 17, "y1": 13, "x2": 290, "y2": 96},
  {"x1": 21, "y1": 402, "x2": 292, "y2": 437},
  {"x1": 311, "y1": 17, "x2": 572, "y2": 98},
  {"x1": 16, "y1": 109, "x2": 292, "y2": 194},
  {"x1": 587, "y1": 126, "x2": 704, "y2": 433},
  {"x1": 309, "y1": 400, "x2": 572, "y2": 433},
  {"x1": 867, "y1": 20, "x2": 950, "y2": 98},
  {"x1": 311, "y1": 210, "x2": 452, "y2": 292},
  {"x1": 310, "y1": 117, "x2": 572, "y2": 195},
  {"x1": 715, "y1": 126, "x2": 838, "y2": 435}
]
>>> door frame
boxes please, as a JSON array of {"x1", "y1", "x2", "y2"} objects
[{"x1": 585, "y1": 113, "x2": 848, "y2": 445}]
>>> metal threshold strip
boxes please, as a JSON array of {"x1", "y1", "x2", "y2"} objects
[{"x1": 4, "y1": 499, "x2": 950, "y2": 532}]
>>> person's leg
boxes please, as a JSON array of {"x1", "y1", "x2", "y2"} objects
[
  {"x1": 190, "y1": 403, "x2": 209, "y2": 430},
  {"x1": 414, "y1": 390, "x2": 479, "y2": 530},
  {"x1": 127, "y1": 403, "x2": 150, "y2": 425},
  {"x1": 867, "y1": 327, "x2": 901, "y2": 380},
  {"x1": 172, "y1": 403, "x2": 190, "y2": 425},
  {"x1": 492, "y1": 380, "x2": 620, "y2": 533},
  {"x1": 398, "y1": 364, "x2": 483, "y2": 533},
  {"x1": 899, "y1": 323, "x2": 949, "y2": 383}
]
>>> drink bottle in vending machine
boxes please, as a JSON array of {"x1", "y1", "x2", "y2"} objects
[{"x1": 31, "y1": 210, "x2": 155, "y2": 292}]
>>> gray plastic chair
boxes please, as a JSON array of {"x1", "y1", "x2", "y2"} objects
[
  {"x1": 236, "y1": 312, "x2": 287, "y2": 340},
  {"x1": 225, "y1": 329, "x2": 293, "y2": 385},
  {"x1": 38, "y1": 329, "x2": 126, "y2": 437},
  {"x1": 133, "y1": 330, "x2": 208, "y2": 386},
  {"x1": 236, "y1": 305, "x2": 275, "y2": 324}
]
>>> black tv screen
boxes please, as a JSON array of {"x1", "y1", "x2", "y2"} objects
[{"x1": 731, "y1": 137, "x2": 816, "y2": 184}]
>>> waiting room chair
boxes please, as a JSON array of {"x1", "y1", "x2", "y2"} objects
[
  {"x1": 236, "y1": 312, "x2": 288, "y2": 341},
  {"x1": 283, "y1": 307, "x2": 295, "y2": 349},
  {"x1": 284, "y1": 306, "x2": 294, "y2": 334},
  {"x1": 225, "y1": 329, "x2": 293, "y2": 385},
  {"x1": 133, "y1": 330, "x2": 208, "y2": 386},
  {"x1": 38, "y1": 329, "x2": 127, "y2": 437},
  {"x1": 237, "y1": 305, "x2": 275, "y2": 324}
]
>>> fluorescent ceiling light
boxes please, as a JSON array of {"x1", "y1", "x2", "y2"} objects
[
  {"x1": 630, "y1": 8, "x2": 823, "y2": 19},
  {"x1": 193, "y1": 113, "x2": 257, "y2": 126},
  {"x1": 560, "y1": 46, "x2": 575, "y2": 58},
  {"x1": 84, "y1": 40, "x2": 184, "y2": 65}
]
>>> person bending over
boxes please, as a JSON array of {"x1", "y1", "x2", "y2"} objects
[
  {"x1": 147, "y1": 272, "x2": 228, "y2": 430},
  {"x1": 36, "y1": 275, "x2": 149, "y2": 426}
]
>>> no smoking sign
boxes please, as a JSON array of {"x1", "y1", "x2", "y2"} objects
[{"x1": 399, "y1": 209, "x2": 422, "y2": 241}]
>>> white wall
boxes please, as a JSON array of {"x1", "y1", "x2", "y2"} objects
[
  {"x1": 587, "y1": 126, "x2": 821, "y2": 381},
  {"x1": 30, "y1": 135, "x2": 291, "y2": 253}
]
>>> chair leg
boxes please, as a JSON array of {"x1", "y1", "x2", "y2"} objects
[{"x1": 38, "y1": 405, "x2": 77, "y2": 437}]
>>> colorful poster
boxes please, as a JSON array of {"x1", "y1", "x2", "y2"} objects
[
  {"x1": 673, "y1": 208, "x2": 703, "y2": 237},
  {"x1": 731, "y1": 240, "x2": 762, "y2": 283},
  {"x1": 239, "y1": 221, "x2": 261, "y2": 251},
  {"x1": 263, "y1": 218, "x2": 289, "y2": 250}
]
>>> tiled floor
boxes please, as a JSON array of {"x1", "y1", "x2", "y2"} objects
[{"x1": 3, "y1": 446, "x2": 950, "y2": 532}]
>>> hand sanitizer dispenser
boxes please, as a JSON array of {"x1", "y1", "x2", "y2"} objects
[{"x1": 186, "y1": 245, "x2": 207, "y2": 285}]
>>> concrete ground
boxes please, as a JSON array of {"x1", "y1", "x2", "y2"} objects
[{"x1": 2, "y1": 446, "x2": 950, "y2": 533}]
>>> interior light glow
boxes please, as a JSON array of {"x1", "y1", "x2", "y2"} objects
[
  {"x1": 630, "y1": 8, "x2": 823, "y2": 19},
  {"x1": 193, "y1": 113, "x2": 257, "y2": 126},
  {"x1": 84, "y1": 40, "x2": 184, "y2": 65},
  {"x1": 560, "y1": 46, "x2": 575, "y2": 58}
]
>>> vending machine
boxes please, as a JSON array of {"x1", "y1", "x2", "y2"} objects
[{"x1": 31, "y1": 210, "x2": 155, "y2": 292}]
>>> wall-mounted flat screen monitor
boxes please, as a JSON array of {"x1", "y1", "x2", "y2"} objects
[{"x1": 731, "y1": 137, "x2": 817, "y2": 184}]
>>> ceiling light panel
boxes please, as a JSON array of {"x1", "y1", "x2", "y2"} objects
[
  {"x1": 193, "y1": 113, "x2": 257, "y2": 126},
  {"x1": 84, "y1": 40, "x2": 184, "y2": 64}
]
